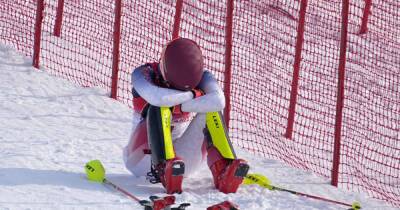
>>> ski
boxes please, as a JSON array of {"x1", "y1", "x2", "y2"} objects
[
  {"x1": 85, "y1": 160, "x2": 190, "y2": 210},
  {"x1": 243, "y1": 173, "x2": 361, "y2": 210},
  {"x1": 207, "y1": 200, "x2": 239, "y2": 210}
]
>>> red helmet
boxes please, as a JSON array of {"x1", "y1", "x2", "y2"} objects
[{"x1": 159, "y1": 38, "x2": 204, "y2": 91}]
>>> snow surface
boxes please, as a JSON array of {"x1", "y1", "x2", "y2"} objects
[{"x1": 0, "y1": 45, "x2": 396, "y2": 210}]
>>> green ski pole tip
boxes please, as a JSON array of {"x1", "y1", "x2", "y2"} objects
[
  {"x1": 85, "y1": 160, "x2": 105, "y2": 182},
  {"x1": 351, "y1": 201, "x2": 361, "y2": 209}
]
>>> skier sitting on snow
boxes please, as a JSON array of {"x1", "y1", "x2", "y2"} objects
[{"x1": 123, "y1": 37, "x2": 249, "y2": 194}]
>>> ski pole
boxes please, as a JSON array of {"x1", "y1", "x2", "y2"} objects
[
  {"x1": 103, "y1": 179, "x2": 181, "y2": 210},
  {"x1": 84, "y1": 160, "x2": 190, "y2": 210},
  {"x1": 244, "y1": 173, "x2": 361, "y2": 210},
  {"x1": 102, "y1": 178, "x2": 141, "y2": 202}
]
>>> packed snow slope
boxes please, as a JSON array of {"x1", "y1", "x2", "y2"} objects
[{"x1": 0, "y1": 45, "x2": 396, "y2": 210}]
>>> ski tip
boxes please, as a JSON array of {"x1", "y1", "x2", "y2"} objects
[
  {"x1": 207, "y1": 201, "x2": 239, "y2": 210},
  {"x1": 351, "y1": 201, "x2": 361, "y2": 210},
  {"x1": 85, "y1": 159, "x2": 105, "y2": 182}
]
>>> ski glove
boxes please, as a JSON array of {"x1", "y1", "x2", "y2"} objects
[
  {"x1": 191, "y1": 88, "x2": 204, "y2": 99},
  {"x1": 172, "y1": 88, "x2": 204, "y2": 115}
]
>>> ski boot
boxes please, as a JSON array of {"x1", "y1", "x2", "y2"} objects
[
  {"x1": 148, "y1": 157, "x2": 185, "y2": 194},
  {"x1": 146, "y1": 105, "x2": 185, "y2": 194},
  {"x1": 208, "y1": 146, "x2": 249, "y2": 193}
]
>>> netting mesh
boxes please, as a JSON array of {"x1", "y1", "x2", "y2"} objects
[
  {"x1": 0, "y1": 0, "x2": 399, "y2": 207},
  {"x1": 231, "y1": 0, "x2": 296, "y2": 163},
  {"x1": 118, "y1": 0, "x2": 176, "y2": 105},
  {"x1": 39, "y1": 0, "x2": 115, "y2": 88},
  {"x1": 342, "y1": 1, "x2": 400, "y2": 204},
  {"x1": 0, "y1": 0, "x2": 36, "y2": 56},
  {"x1": 231, "y1": 0, "x2": 341, "y2": 176},
  {"x1": 179, "y1": 0, "x2": 227, "y2": 83}
]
